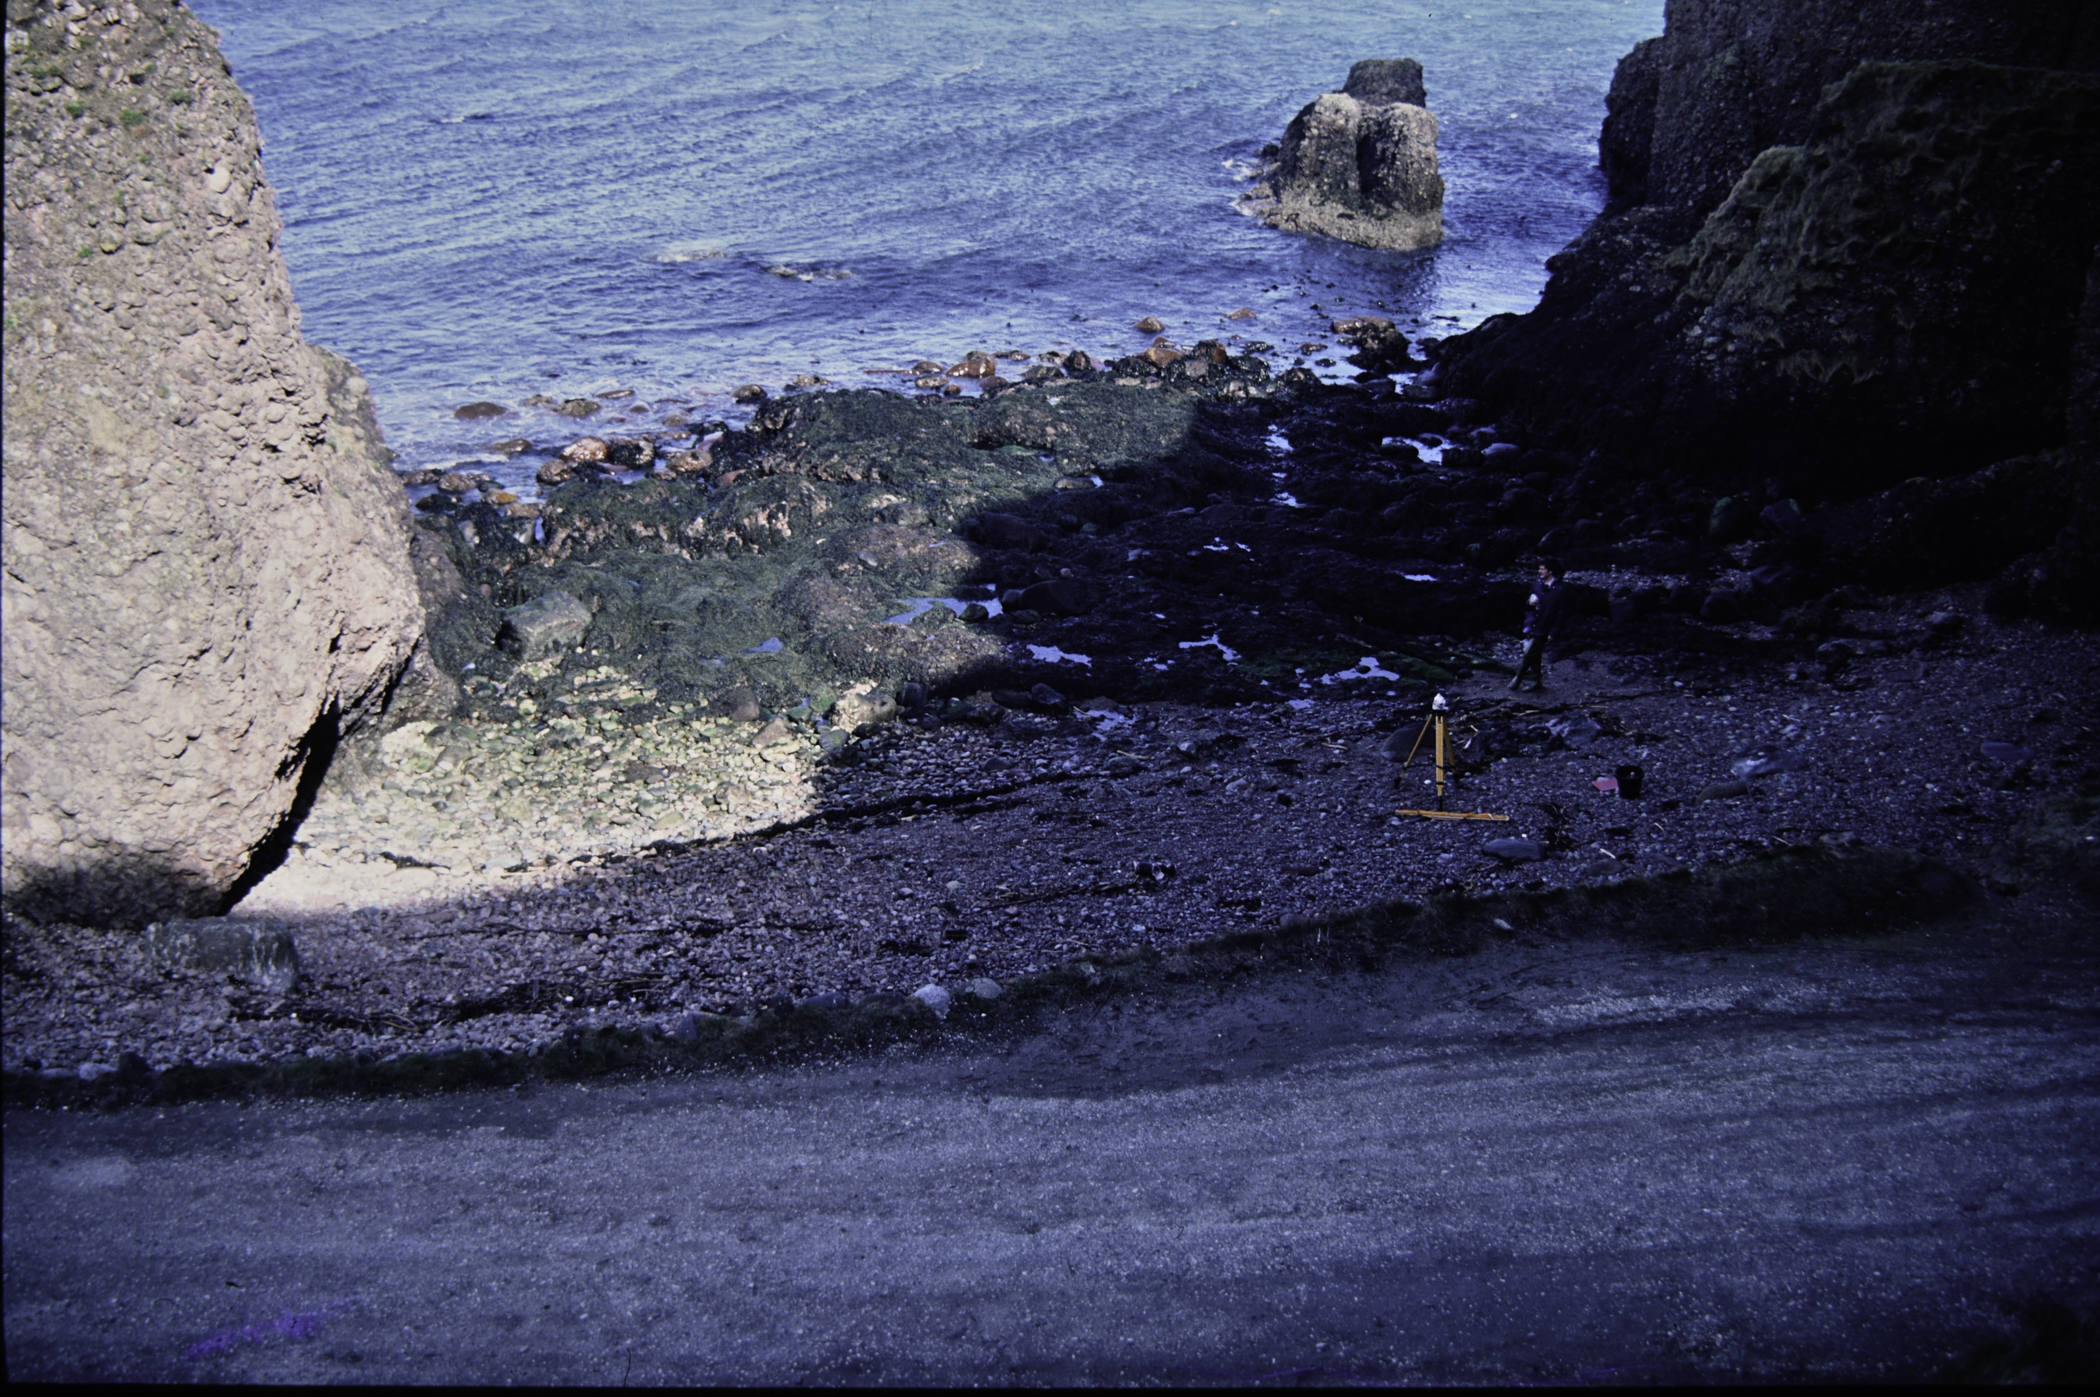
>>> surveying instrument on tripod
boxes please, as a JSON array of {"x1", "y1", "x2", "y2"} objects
[{"x1": 1394, "y1": 692, "x2": 1510, "y2": 822}]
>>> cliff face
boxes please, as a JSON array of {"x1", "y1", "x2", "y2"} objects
[
  {"x1": 1444, "y1": 62, "x2": 2100, "y2": 490},
  {"x1": 3, "y1": 0, "x2": 425, "y2": 924},
  {"x1": 1433, "y1": 0, "x2": 2100, "y2": 508},
  {"x1": 1633, "y1": 0, "x2": 2099, "y2": 235}
]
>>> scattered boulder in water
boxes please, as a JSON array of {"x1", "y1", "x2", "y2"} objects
[
  {"x1": 554, "y1": 398, "x2": 603, "y2": 418},
  {"x1": 454, "y1": 401, "x2": 508, "y2": 420}
]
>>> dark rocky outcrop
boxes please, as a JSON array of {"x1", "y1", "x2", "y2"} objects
[
  {"x1": 1435, "y1": 57, "x2": 2100, "y2": 503},
  {"x1": 2, "y1": 0, "x2": 424, "y2": 924},
  {"x1": 1599, "y1": 38, "x2": 1662, "y2": 213},
  {"x1": 1244, "y1": 59, "x2": 1444, "y2": 251},
  {"x1": 1985, "y1": 244, "x2": 2100, "y2": 626},
  {"x1": 1636, "y1": 0, "x2": 2099, "y2": 239}
]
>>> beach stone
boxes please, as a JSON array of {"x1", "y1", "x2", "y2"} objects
[
  {"x1": 1699, "y1": 778, "x2": 1752, "y2": 801},
  {"x1": 438, "y1": 471, "x2": 478, "y2": 494},
  {"x1": 145, "y1": 919, "x2": 301, "y2": 994},
  {"x1": 966, "y1": 978, "x2": 1003, "y2": 1000},
  {"x1": 487, "y1": 437, "x2": 534, "y2": 456},
  {"x1": 499, "y1": 592, "x2": 592, "y2": 659},
  {"x1": 833, "y1": 688, "x2": 898, "y2": 730},
  {"x1": 554, "y1": 398, "x2": 602, "y2": 418},
  {"x1": 1228, "y1": 307, "x2": 1259, "y2": 320},
  {"x1": 1104, "y1": 755, "x2": 1144, "y2": 778},
  {"x1": 536, "y1": 459, "x2": 576, "y2": 485},
  {"x1": 752, "y1": 716, "x2": 793, "y2": 748},
  {"x1": 454, "y1": 401, "x2": 508, "y2": 420},
  {"x1": 1134, "y1": 316, "x2": 1167, "y2": 333},
  {"x1": 973, "y1": 512, "x2": 1049, "y2": 550},
  {"x1": 1017, "y1": 577, "x2": 1091, "y2": 616},
  {"x1": 732, "y1": 384, "x2": 768, "y2": 403},
  {"x1": 560, "y1": 436, "x2": 611, "y2": 463},
  {"x1": 1484, "y1": 838, "x2": 1545, "y2": 862},
  {"x1": 912, "y1": 984, "x2": 954, "y2": 1019},
  {"x1": 1029, "y1": 683, "x2": 1069, "y2": 712}
]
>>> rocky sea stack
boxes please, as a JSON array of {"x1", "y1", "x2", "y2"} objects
[
  {"x1": 2, "y1": 0, "x2": 424, "y2": 925},
  {"x1": 1246, "y1": 58, "x2": 1445, "y2": 252}
]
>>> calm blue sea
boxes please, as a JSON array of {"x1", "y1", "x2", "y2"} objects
[{"x1": 186, "y1": 0, "x2": 1663, "y2": 484}]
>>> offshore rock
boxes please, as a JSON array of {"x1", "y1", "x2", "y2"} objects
[
  {"x1": 1437, "y1": 60, "x2": 2100, "y2": 497},
  {"x1": 2, "y1": 0, "x2": 423, "y2": 925},
  {"x1": 1246, "y1": 59, "x2": 1444, "y2": 251}
]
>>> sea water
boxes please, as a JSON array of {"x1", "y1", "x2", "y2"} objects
[{"x1": 186, "y1": 0, "x2": 1664, "y2": 481}]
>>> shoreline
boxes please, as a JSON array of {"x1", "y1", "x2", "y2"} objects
[{"x1": 8, "y1": 556, "x2": 2094, "y2": 1087}]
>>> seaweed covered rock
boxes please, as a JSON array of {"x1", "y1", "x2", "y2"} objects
[{"x1": 2, "y1": 0, "x2": 423, "y2": 924}]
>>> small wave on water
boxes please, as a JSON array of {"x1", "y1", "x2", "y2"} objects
[
  {"x1": 189, "y1": 0, "x2": 1665, "y2": 476},
  {"x1": 654, "y1": 245, "x2": 729, "y2": 264}
]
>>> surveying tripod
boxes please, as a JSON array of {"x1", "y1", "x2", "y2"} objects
[{"x1": 1394, "y1": 693, "x2": 1510, "y2": 822}]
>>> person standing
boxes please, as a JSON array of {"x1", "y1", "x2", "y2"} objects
[{"x1": 1510, "y1": 558, "x2": 1572, "y2": 692}]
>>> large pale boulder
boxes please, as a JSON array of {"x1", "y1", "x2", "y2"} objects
[
  {"x1": 1248, "y1": 59, "x2": 1444, "y2": 251},
  {"x1": 3, "y1": 0, "x2": 424, "y2": 924}
]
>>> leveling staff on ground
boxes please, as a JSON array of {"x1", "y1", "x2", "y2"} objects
[{"x1": 1510, "y1": 557, "x2": 1573, "y2": 693}]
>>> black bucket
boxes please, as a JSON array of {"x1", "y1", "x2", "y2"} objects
[{"x1": 1615, "y1": 764, "x2": 1644, "y2": 799}]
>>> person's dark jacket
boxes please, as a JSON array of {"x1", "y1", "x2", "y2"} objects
[{"x1": 1531, "y1": 580, "x2": 1576, "y2": 638}]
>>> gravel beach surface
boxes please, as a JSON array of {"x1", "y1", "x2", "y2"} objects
[{"x1": 6, "y1": 584, "x2": 2093, "y2": 1078}]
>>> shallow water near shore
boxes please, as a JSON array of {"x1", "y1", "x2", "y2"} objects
[{"x1": 187, "y1": 0, "x2": 1663, "y2": 475}]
